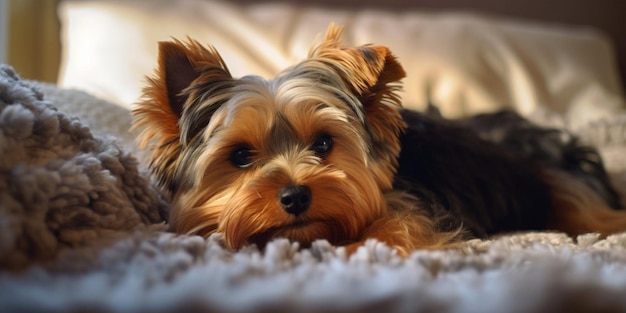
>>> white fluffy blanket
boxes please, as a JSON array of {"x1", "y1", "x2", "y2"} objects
[{"x1": 2, "y1": 64, "x2": 626, "y2": 312}]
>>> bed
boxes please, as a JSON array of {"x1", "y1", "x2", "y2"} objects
[{"x1": 2, "y1": 0, "x2": 626, "y2": 312}]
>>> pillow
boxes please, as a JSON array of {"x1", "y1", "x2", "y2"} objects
[{"x1": 58, "y1": 0, "x2": 626, "y2": 127}]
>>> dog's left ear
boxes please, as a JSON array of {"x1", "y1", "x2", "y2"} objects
[
  {"x1": 309, "y1": 25, "x2": 407, "y2": 189},
  {"x1": 309, "y1": 25, "x2": 406, "y2": 110}
]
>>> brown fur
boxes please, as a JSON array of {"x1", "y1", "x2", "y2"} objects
[
  {"x1": 544, "y1": 169, "x2": 626, "y2": 237},
  {"x1": 133, "y1": 25, "x2": 626, "y2": 257}
]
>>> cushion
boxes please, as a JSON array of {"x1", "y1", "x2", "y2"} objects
[{"x1": 58, "y1": 0, "x2": 625, "y2": 127}]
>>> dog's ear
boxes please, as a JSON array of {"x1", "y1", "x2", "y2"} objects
[
  {"x1": 136, "y1": 38, "x2": 232, "y2": 129},
  {"x1": 308, "y1": 25, "x2": 406, "y2": 110},
  {"x1": 133, "y1": 39, "x2": 232, "y2": 191},
  {"x1": 158, "y1": 40, "x2": 203, "y2": 118},
  {"x1": 309, "y1": 25, "x2": 407, "y2": 189}
]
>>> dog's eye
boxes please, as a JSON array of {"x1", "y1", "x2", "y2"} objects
[
  {"x1": 311, "y1": 134, "x2": 333, "y2": 156},
  {"x1": 230, "y1": 146, "x2": 254, "y2": 168}
]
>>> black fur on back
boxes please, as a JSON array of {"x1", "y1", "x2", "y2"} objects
[
  {"x1": 394, "y1": 109, "x2": 620, "y2": 238},
  {"x1": 459, "y1": 110, "x2": 621, "y2": 210}
]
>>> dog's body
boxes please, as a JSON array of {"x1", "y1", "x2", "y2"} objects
[
  {"x1": 133, "y1": 25, "x2": 626, "y2": 256},
  {"x1": 396, "y1": 109, "x2": 622, "y2": 240}
]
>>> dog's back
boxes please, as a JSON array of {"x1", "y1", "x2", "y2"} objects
[
  {"x1": 459, "y1": 110, "x2": 621, "y2": 210},
  {"x1": 395, "y1": 109, "x2": 621, "y2": 238}
]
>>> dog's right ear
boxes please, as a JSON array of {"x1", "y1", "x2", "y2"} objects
[
  {"x1": 132, "y1": 39, "x2": 232, "y2": 191},
  {"x1": 137, "y1": 38, "x2": 232, "y2": 124}
]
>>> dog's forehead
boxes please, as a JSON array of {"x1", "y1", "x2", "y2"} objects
[
  {"x1": 229, "y1": 70, "x2": 363, "y2": 120},
  {"x1": 275, "y1": 63, "x2": 366, "y2": 117},
  {"x1": 223, "y1": 82, "x2": 352, "y2": 130},
  {"x1": 208, "y1": 74, "x2": 366, "y2": 147}
]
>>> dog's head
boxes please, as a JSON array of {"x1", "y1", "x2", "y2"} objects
[{"x1": 132, "y1": 25, "x2": 406, "y2": 249}]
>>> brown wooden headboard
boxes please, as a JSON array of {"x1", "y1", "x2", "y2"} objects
[{"x1": 237, "y1": 0, "x2": 626, "y2": 92}]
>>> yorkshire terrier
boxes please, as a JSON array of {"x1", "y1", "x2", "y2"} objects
[{"x1": 132, "y1": 25, "x2": 626, "y2": 256}]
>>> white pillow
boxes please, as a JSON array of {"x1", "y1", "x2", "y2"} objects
[{"x1": 58, "y1": 0, "x2": 625, "y2": 127}]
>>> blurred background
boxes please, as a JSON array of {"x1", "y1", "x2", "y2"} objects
[
  {"x1": 1, "y1": 0, "x2": 624, "y2": 84},
  {"x1": 0, "y1": 0, "x2": 624, "y2": 128},
  {"x1": 2, "y1": 0, "x2": 60, "y2": 83},
  {"x1": 0, "y1": 0, "x2": 6, "y2": 65}
]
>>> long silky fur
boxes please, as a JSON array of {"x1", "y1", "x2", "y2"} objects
[{"x1": 133, "y1": 25, "x2": 625, "y2": 257}]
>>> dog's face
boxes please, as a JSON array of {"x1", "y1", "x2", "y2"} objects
[{"x1": 133, "y1": 26, "x2": 406, "y2": 249}]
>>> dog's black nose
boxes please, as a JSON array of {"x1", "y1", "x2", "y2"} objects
[{"x1": 278, "y1": 185, "x2": 311, "y2": 215}]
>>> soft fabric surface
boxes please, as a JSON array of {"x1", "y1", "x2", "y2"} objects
[
  {"x1": 3, "y1": 64, "x2": 626, "y2": 312},
  {"x1": 0, "y1": 65, "x2": 167, "y2": 270},
  {"x1": 58, "y1": 0, "x2": 626, "y2": 128}
]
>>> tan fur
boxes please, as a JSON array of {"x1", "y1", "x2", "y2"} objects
[
  {"x1": 132, "y1": 38, "x2": 232, "y2": 190},
  {"x1": 309, "y1": 25, "x2": 407, "y2": 191},
  {"x1": 543, "y1": 169, "x2": 626, "y2": 237},
  {"x1": 132, "y1": 24, "x2": 625, "y2": 257},
  {"x1": 346, "y1": 191, "x2": 463, "y2": 256}
]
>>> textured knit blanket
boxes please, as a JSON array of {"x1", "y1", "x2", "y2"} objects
[{"x1": 2, "y1": 64, "x2": 626, "y2": 313}]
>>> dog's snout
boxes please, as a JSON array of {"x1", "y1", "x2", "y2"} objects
[{"x1": 278, "y1": 185, "x2": 312, "y2": 215}]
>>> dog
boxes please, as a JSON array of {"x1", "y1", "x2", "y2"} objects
[{"x1": 132, "y1": 25, "x2": 626, "y2": 256}]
